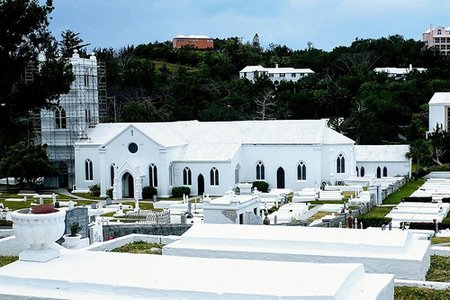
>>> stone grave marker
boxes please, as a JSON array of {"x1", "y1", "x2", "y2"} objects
[{"x1": 65, "y1": 207, "x2": 89, "y2": 238}]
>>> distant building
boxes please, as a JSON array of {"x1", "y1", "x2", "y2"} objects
[
  {"x1": 428, "y1": 92, "x2": 450, "y2": 133},
  {"x1": 172, "y1": 35, "x2": 214, "y2": 49},
  {"x1": 239, "y1": 64, "x2": 314, "y2": 84},
  {"x1": 422, "y1": 25, "x2": 450, "y2": 55},
  {"x1": 374, "y1": 65, "x2": 426, "y2": 79}
]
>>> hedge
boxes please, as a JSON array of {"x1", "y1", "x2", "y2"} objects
[
  {"x1": 142, "y1": 186, "x2": 157, "y2": 199},
  {"x1": 171, "y1": 186, "x2": 190, "y2": 198},
  {"x1": 252, "y1": 181, "x2": 269, "y2": 193}
]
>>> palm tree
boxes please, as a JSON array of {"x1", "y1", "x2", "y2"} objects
[{"x1": 406, "y1": 139, "x2": 431, "y2": 178}]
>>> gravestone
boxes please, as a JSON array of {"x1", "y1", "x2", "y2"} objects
[{"x1": 65, "y1": 207, "x2": 89, "y2": 238}]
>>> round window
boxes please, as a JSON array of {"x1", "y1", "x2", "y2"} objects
[{"x1": 128, "y1": 142, "x2": 138, "y2": 154}]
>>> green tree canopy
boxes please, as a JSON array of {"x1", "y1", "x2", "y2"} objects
[
  {"x1": 0, "y1": 142, "x2": 57, "y2": 187},
  {"x1": 0, "y1": 0, "x2": 73, "y2": 149}
]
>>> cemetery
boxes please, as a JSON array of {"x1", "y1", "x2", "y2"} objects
[{"x1": 1, "y1": 172, "x2": 450, "y2": 299}]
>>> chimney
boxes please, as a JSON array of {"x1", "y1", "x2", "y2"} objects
[
  {"x1": 275, "y1": 63, "x2": 278, "y2": 68},
  {"x1": 409, "y1": 64, "x2": 412, "y2": 71}
]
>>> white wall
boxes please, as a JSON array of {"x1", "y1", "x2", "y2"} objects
[
  {"x1": 356, "y1": 161, "x2": 411, "y2": 178},
  {"x1": 429, "y1": 104, "x2": 448, "y2": 132}
]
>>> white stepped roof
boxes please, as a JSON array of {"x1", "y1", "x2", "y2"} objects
[
  {"x1": 429, "y1": 92, "x2": 450, "y2": 105},
  {"x1": 79, "y1": 119, "x2": 354, "y2": 148},
  {"x1": 240, "y1": 65, "x2": 314, "y2": 74},
  {"x1": 355, "y1": 145, "x2": 410, "y2": 162}
]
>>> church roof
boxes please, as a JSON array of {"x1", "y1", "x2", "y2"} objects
[
  {"x1": 429, "y1": 92, "x2": 450, "y2": 105},
  {"x1": 78, "y1": 119, "x2": 354, "y2": 161},
  {"x1": 355, "y1": 145, "x2": 410, "y2": 162}
]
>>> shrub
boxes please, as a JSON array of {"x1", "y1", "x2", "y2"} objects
[
  {"x1": 0, "y1": 219, "x2": 13, "y2": 227},
  {"x1": 142, "y1": 186, "x2": 157, "y2": 199},
  {"x1": 89, "y1": 183, "x2": 101, "y2": 197},
  {"x1": 171, "y1": 186, "x2": 190, "y2": 198},
  {"x1": 106, "y1": 188, "x2": 113, "y2": 198},
  {"x1": 252, "y1": 181, "x2": 269, "y2": 193},
  {"x1": 358, "y1": 217, "x2": 392, "y2": 229},
  {"x1": 69, "y1": 222, "x2": 82, "y2": 236}
]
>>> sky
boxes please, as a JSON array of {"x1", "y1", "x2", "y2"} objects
[{"x1": 48, "y1": 0, "x2": 450, "y2": 52}]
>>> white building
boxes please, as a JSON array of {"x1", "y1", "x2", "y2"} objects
[
  {"x1": 73, "y1": 118, "x2": 412, "y2": 200},
  {"x1": 38, "y1": 51, "x2": 105, "y2": 188},
  {"x1": 239, "y1": 64, "x2": 314, "y2": 83},
  {"x1": 73, "y1": 119, "x2": 360, "y2": 199},
  {"x1": 374, "y1": 65, "x2": 426, "y2": 79},
  {"x1": 428, "y1": 92, "x2": 450, "y2": 132},
  {"x1": 355, "y1": 145, "x2": 411, "y2": 178}
]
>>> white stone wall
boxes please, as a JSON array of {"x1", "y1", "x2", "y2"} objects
[
  {"x1": 356, "y1": 161, "x2": 411, "y2": 178},
  {"x1": 429, "y1": 103, "x2": 448, "y2": 132}
]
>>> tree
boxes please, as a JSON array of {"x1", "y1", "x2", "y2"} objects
[
  {"x1": 0, "y1": 0, "x2": 73, "y2": 149},
  {"x1": 0, "y1": 142, "x2": 57, "y2": 187},
  {"x1": 427, "y1": 126, "x2": 450, "y2": 165},
  {"x1": 406, "y1": 139, "x2": 432, "y2": 177},
  {"x1": 59, "y1": 30, "x2": 90, "y2": 57}
]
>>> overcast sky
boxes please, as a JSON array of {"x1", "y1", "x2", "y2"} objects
[{"x1": 48, "y1": 0, "x2": 450, "y2": 51}]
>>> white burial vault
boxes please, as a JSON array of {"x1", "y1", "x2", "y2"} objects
[
  {"x1": 163, "y1": 224, "x2": 431, "y2": 280},
  {"x1": 0, "y1": 249, "x2": 393, "y2": 299}
]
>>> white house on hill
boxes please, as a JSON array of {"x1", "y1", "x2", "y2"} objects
[
  {"x1": 73, "y1": 119, "x2": 411, "y2": 199},
  {"x1": 239, "y1": 65, "x2": 314, "y2": 83}
]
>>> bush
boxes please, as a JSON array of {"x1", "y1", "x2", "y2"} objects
[
  {"x1": 358, "y1": 217, "x2": 392, "y2": 229},
  {"x1": 89, "y1": 183, "x2": 100, "y2": 197},
  {"x1": 252, "y1": 181, "x2": 269, "y2": 193},
  {"x1": 0, "y1": 219, "x2": 13, "y2": 227},
  {"x1": 142, "y1": 186, "x2": 157, "y2": 199},
  {"x1": 106, "y1": 188, "x2": 113, "y2": 198},
  {"x1": 171, "y1": 186, "x2": 190, "y2": 198}
]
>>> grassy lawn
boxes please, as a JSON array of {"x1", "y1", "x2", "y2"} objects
[
  {"x1": 71, "y1": 192, "x2": 105, "y2": 200},
  {"x1": 431, "y1": 237, "x2": 450, "y2": 245},
  {"x1": 395, "y1": 286, "x2": 450, "y2": 300},
  {"x1": 111, "y1": 241, "x2": 164, "y2": 254},
  {"x1": 307, "y1": 211, "x2": 331, "y2": 223},
  {"x1": 426, "y1": 255, "x2": 450, "y2": 282},
  {"x1": 358, "y1": 206, "x2": 392, "y2": 218},
  {"x1": 383, "y1": 179, "x2": 425, "y2": 205},
  {"x1": 152, "y1": 60, "x2": 198, "y2": 74},
  {"x1": 308, "y1": 200, "x2": 346, "y2": 205},
  {"x1": 0, "y1": 256, "x2": 18, "y2": 268}
]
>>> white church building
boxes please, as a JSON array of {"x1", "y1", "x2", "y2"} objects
[{"x1": 73, "y1": 119, "x2": 411, "y2": 199}]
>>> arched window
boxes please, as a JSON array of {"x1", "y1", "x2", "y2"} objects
[
  {"x1": 336, "y1": 154, "x2": 345, "y2": 174},
  {"x1": 149, "y1": 164, "x2": 158, "y2": 187},
  {"x1": 383, "y1": 166, "x2": 388, "y2": 177},
  {"x1": 356, "y1": 167, "x2": 359, "y2": 177},
  {"x1": 297, "y1": 161, "x2": 306, "y2": 180},
  {"x1": 376, "y1": 167, "x2": 381, "y2": 178},
  {"x1": 361, "y1": 166, "x2": 365, "y2": 177},
  {"x1": 256, "y1": 161, "x2": 265, "y2": 180},
  {"x1": 210, "y1": 167, "x2": 219, "y2": 186},
  {"x1": 85, "y1": 159, "x2": 93, "y2": 181},
  {"x1": 110, "y1": 164, "x2": 115, "y2": 187},
  {"x1": 437, "y1": 29, "x2": 442, "y2": 35},
  {"x1": 55, "y1": 107, "x2": 66, "y2": 129},
  {"x1": 235, "y1": 164, "x2": 240, "y2": 184},
  {"x1": 183, "y1": 167, "x2": 192, "y2": 185}
]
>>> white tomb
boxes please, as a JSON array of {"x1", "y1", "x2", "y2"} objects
[
  {"x1": 163, "y1": 223, "x2": 430, "y2": 280},
  {"x1": 203, "y1": 192, "x2": 261, "y2": 224},
  {"x1": 386, "y1": 202, "x2": 450, "y2": 224},
  {"x1": 0, "y1": 249, "x2": 394, "y2": 299}
]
